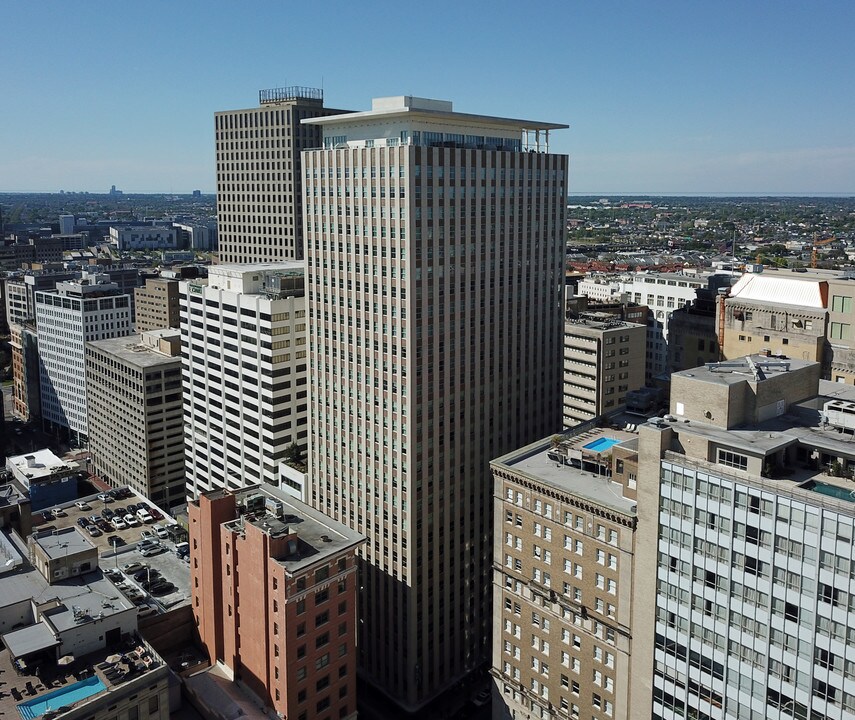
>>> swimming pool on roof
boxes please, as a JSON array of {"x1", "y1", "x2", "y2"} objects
[{"x1": 582, "y1": 437, "x2": 622, "y2": 453}]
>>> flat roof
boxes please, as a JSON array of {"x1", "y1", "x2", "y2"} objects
[
  {"x1": 493, "y1": 435, "x2": 637, "y2": 516},
  {"x1": 7, "y1": 449, "x2": 74, "y2": 480},
  {"x1": 2, "y1": 623, "x2": 58, "y2": 658},
  {"x1": 671, "y1": 356, "x2": 816, "y2": 387},
  {"x1": 219, "y1": 485, "x2": 365, "y2": 573},
  {"x1": 209, "y1": 262, "x2": 305, "y2": 276},
  {"x1": 303, "y1": 96, "x2": 567, "y2": 132},
  {"x1": 87, "y1": 334, "x2": 182, "y2": 369},
  {"x1": 33, "y1": 527, "x2": 95, "y2": 560}
]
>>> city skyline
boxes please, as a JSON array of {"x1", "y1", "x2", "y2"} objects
[{"x1": 2, "y1": 1, "x2": 854, "y2": 195}]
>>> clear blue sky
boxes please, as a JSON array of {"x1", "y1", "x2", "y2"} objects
[{"x1": 2, "y1": 0, "x2": 853, "y2": 194}]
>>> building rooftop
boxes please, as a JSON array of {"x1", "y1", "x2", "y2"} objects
[
  {"x1": 494, "y1": 430, "x2": 637, "y2": 517},
  {"x1": 727, "y1": 271, "x2": 827, "y2": 308},
  {"x1": 7, "y1": 449, "x2": 75, "y2": 484},
  {"x1": 304, "y1": 95, "x2": 568, "y2": 132},
  {"x1": 87, "y1": 334, "x2": 182, "y2": 369},
  {"x1": 565, "y1": 316, "x2": 645, "y2": 333},
  {"x1": 671, "y1": 355, "x2": 815, "y2": 388},
  {"x1": 32, "y1": 527, "x2": 95, "y2": 560},
  {"x1": 215, "y1": 485, "x2": 364, "y2": 573}
]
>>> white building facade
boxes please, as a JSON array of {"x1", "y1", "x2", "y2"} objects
[
  {"x1": 181, "y1": 263, "x2": 308, "y2": 499},
  {"x1": 35, "y1": 274, "x2": 132, "y2": 440},
  {"x1": 109, "y1": 226, "x2": 178, "y2": 251}
]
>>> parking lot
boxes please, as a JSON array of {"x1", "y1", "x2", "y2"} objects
[
  {"x1": 33, "y1": 488, "x2": 192, "y2": 612},
  {"x1": 32, "y1": 489, "x2": 176, "y2": 554}
]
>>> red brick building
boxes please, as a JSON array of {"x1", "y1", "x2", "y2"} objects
[{"x1": 190, "y1": 485, "x2": 364, "y2": 720}]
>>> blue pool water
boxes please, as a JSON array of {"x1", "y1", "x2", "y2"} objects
[
  {"x1": 582, "y1": 437, "x2": 622, "y2": 453},
  {"x1": 801, "y1": 480, "x2": 855, "y2": 503},
  {"x1": 18, "y1": 677, "x2": 106, "y2": 719}
]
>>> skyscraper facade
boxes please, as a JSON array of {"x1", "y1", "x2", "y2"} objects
[
  {"x1": 180, "y1": 264, "x2": 309, "y2": 500},
  {"x1": 303, "y1": 96, "x2": 568, "y2": 710},
  {"x1": 35, "y1": 273, "x2": 133, "y2": 440},
  {"x1": 215, "y1": 87, "x2": 349, "y2": 264}
]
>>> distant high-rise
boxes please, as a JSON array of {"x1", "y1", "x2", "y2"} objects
[
  {"x1": 214, "y1": 87, "x2": 349, "y2": 263},
  {"x1": 303, "y1": 96, "x2": 568, "y2": 711}
]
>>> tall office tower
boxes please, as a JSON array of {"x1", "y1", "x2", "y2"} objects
[
  {"x1": 135, "y1": 277, "x2": 181, "y2": 331},
  {"x1": 86, "y1": 330, "x2": 185, "y2": 509},
  {"x1": 10, "y1": 322, "x2": 40, "y2": 421},
  {"x1": 181, "y1": 264, "x2": 309, "y2": 500},
  {"x1": 631, "y1": 357, "x2": 855, "y2": 719},
  {"x1": 190, "y1": 485, "x2": 364, "y2": 720},
  {"x1": 59, "y1": 214, "x2": 75, "y2": 235},
  {"x1": 303, "y1": 96, "x2": 568, "y2": 711},
  {"x1": 215, "y1": 87, "x2": 349, "y2": 263},
  {"x1": 491, "y1": 428, "x2": 639, "y2": 720},
  {"x1": 35, "y1": 273, "x2": 132, "y2": 442}
]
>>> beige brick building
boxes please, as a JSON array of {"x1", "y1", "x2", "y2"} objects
[
  {"x1": 491, "y1": 427, "x2": 638, "y2": 720},
  {"x1": 134, "y1": 277, "x2": 180, "y2": 331},
  {"x1": 86, "y1": 329, "x2": 185, "y2": 508}
]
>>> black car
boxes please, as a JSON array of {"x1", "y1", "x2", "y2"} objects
[
  {"x1": 102, "y1": 508, "x2": 115, "y2": 519},
  {"x1": 150, "y1": 582, "x2": 176, "y2": 596},
  {"x1": 106, "y1": 535, "x2": 125, "y2": 547},
  {"x1": 134, "y1": 569, "x2": 161, "y2": 583},
  {"x1": 77, "y1": 517, "x2": 88, "y2": 527}
]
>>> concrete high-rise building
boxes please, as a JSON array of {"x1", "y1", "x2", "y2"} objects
[
  {"x1": 491, "y1": 427, "x2": 639, "y2": 720},
  {"x1": 181, "y1": 264, "x2": 309, "y2": 499},
  {"x1": 135, "y1": 277, "x2": 181, "y2": 331},
  {"x1": 303, "y1": 96, "x2": 568, "y2": 710},
  {"x1": 189, "y1": 485, "x2": 364, "y2": 720},
  {"x1": 563, "y1": 315, "x2": 646, "y2": 427},
  {"x1": 86, "y1": 330, "x2": 185, "y2": 509},
  {"x1": 35, "y1": 273, "x2": 133, "y2": 441},
  {"x1": 5, "y1": 271, "x2": 77, "y2": 327},
  {"x1": 215, "y1": 87, "x2": 349, "y2": 263},
  {"x1": 631, "y1": 357, "x2": 855, "y2": 719},
  {"x1": 59, "y1": 214, "x2": 75, "y2": 235}
]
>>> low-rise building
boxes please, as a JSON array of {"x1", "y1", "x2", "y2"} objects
[
  {"x1": 189, "y1": 485, "x2": 364, "y2": 720},
  {"x1": 6, "y1": 449, "x2": 81, "y2": 512},
  {"x1": 86, "y1": 330, "x2": 185, "y2": 509},
  {"x1": 110, "y1": 226, "x2": 178, "y2": 251}
]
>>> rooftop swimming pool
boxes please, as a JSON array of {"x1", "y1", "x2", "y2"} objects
[
  {"x1": 801, "y1": 480, "x2": 855, "y2": 503},
  {"x1": 18, "y1": 677, "x2": 106, "y2": 719},
  {"x1": 582, "y1": 437, "x2": 622, "y2": 453}
]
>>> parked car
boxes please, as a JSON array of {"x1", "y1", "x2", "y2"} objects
[
  {"x1": 124, "y1": 514, "x2": 141, "y2": 527},
  {"x1": 136, "y1": 508, "x2": 153, "y2": 524},
  {"x1": 150, "y1": 582, "x2": 176, "y2": 596},
  {"x1": 153, "y1": 524, "x2": 169, "y2": 539},
  {"x1": 105, "y1": 568, "x2": 123, "y2": 580},
  {"x1": 140, "y1": 546, "x2": 165, "y2": 558},
  {"x1": 101, "y1": 508, "x2": 114, "y2": 519},
  {"x1": 98, "y1": 493, "x2": 113, "y2": 503},
  {"x1": 77, "y1": 517, "x2": 88, "y2": 528},
  {"x1": 111, "y1": 517, "x2": 127, "y2": 530},
  {"x1": 75, "y1": 501, "x2": 91, "y2": 511},
  {"x1": 140, "y1": 529, "x2": 156, "y2": 541},
  {"x1": 106, "y1": 535, "x2": 125, "y2": 548},
  {"x1": 133, "y1": 568, "x2": 160, "y2": 583},
  {"x1": 51, "y1": 508, "x2": 67, "y2": 518},
  {"x1": 149, "y1": 508, "x2": 163, "y2": 521},
  {"x1": 174, "y1": 542, "x2": 190, "y2": 558},
  {"x1": 86, "y1": 525, "x2": 102, "y2": 537},
  {"x1": 122, "y1": 562, "x2": 146, "y2": 574}
]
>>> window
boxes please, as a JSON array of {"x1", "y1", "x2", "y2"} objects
[
  {"x1": 832, "y1": 295, "x2": 853, "y2": 314},
  {"x1": 718, "y1": 449, "x2": 748, "y2": 471},
  {"x1": 831, "y1": 322, "x2": 852, "y2": 341}
]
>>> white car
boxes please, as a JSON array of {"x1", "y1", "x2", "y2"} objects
[
  {"x1": 51, "y1": 508, "x2": 67, "y2": 518},
  {"x1": 136, "y1": 509, "x2": 153, "y2": 524},
  {"x1": 153, "y1": 524, "x2": 169, "y2": 539},
  {"x1": 75, "y1": 501, "x2": 91, "y2": 511},
  {"x1": 111, "y1": 517, "x2": 127, "y2": 530},
  {"x1": 124, "y1": 514, "x2": 141, "y2": 527}
]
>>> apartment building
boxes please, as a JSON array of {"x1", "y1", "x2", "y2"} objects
[
  {"x1": 303, "y1": 95, "x2": 568, "y2": 710},
  {"x1": 86, "y1": 330, "x2": 185, "y2": 509},
  {"x1": 189, "y1": 485, "x2": 364, "y2": 720},
  {"x1": 181, "y1": 264, "x2": 308, "y2": 499},
  {"x1": 35, "y1": 273, "x2": 133, "y2": 441},
  {"x1": 563, "y1": 315, "x2": 646, "y2": 427},
  {"x1": 491, "y1": 426, "x2": 639, "y2": 720},
  {"x1": 215, "y1": 86, "x2": 349, "y2": 263},
  {"x1": 631, "y1": 356, "x2": 855, "y2": 719},
  {"x1": 135, "y1": 277, "x2": 181, "y2": 331},
  {"x1": 109, "y1": 225, "x2": 178, "y2": 250}
]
